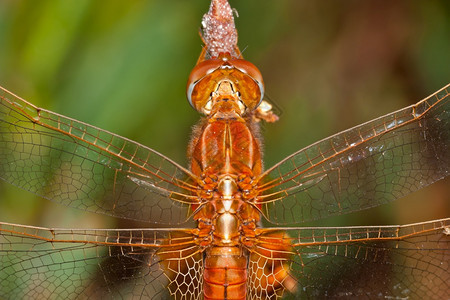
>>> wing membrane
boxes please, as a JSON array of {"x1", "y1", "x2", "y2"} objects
[
  {"x1": 250, "y1": 218, "x2": 449, "y2": 299},
  {"x1": 0, "y1": 222, "x2": 202, "y2": 299},
  {"x1": 0, "y1": 86, "x2": 200, "y2": 225},
  {"x1": 257, "y1": 84, "x2": 450, "y2": 224}
]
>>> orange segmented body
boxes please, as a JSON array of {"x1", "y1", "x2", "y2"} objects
[
  {"x1": 184, "y1": 2, "x2": 294, "y2": 297},
  {"x1": 187, "y1": 58, "x2": 285, "y2": 298}
]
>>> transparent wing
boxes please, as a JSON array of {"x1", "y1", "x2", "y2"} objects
[
  {"x1": 257, "y1": 84, "x2": 450, "y2": 224},
  {"x1": 0, "y1": 86, "x2": 200, "y2": 225},
  {"x1": 248, "y1": 218, "x2": 449, "y2": 299},
  {"x1": 0, "y1": 222, "x2": 203, "y2": 299}
]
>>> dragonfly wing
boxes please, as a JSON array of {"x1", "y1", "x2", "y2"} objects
[
  {"x1": 0, "y1": 86, "x2": 200, "y2": 225},
  {"x1": 248, "y1": 218, "x2": 449, "y2": 299},
  {"x1": 257, "y1": 84, "x2": 450, "y2": 224},
  {"x1": 0, "y1": 222, "x2": 203, "y2": 299}
]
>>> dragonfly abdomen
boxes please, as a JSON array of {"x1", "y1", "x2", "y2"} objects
[{"x1": 204, "y1": 246, "x2": 247, "y2": 300}]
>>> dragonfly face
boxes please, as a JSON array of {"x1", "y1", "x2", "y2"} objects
[
  {"x1": 186, "y1": 54, "x2": 264, "y2": 115},
  {"x1": 0, "y1": 1, "x2": 449, "y2": 299}
]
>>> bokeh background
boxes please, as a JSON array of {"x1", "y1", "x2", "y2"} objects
[{"x1": 0, "y1": 0, "x2": 448, "y2": 232}]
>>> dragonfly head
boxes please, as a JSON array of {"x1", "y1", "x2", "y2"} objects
[{"x1": 187, "y1": 53, "x2": 265, "y2": 116}]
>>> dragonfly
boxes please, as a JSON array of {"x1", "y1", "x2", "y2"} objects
[{"x1": 0, "y1": 0, "x2": 449, "y2": 299}]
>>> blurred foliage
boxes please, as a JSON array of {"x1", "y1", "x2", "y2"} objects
[{"x1": 0, "y1": 0, "x2": 448, "y2": 230}]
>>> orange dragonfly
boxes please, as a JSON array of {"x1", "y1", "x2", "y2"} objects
[{"x1": 0, "y1": 0, "x2": 449, "y2": 299}]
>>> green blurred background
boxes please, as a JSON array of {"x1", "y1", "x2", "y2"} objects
[{"x1": 0, "y1": 0, "x2": 448, "y2": 230}]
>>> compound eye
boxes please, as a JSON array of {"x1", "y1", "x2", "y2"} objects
[
  {"x1": 230, "y1": 59, "x2": 265, "y2": 110},
  {"x1": 232, "y1": 59, "x2": 264, "y2": 88},
  {"x1": 186, "y1": 59, "x2": 222, "y2": 111}
]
